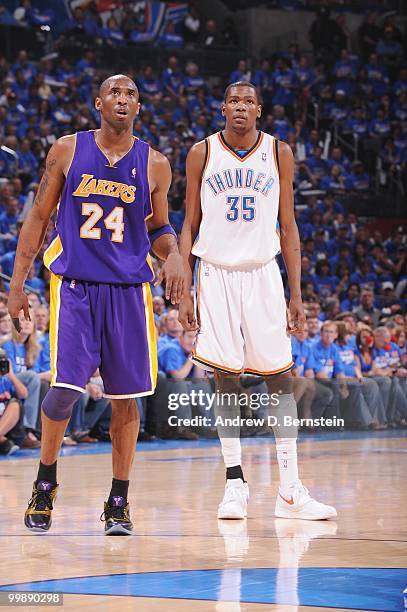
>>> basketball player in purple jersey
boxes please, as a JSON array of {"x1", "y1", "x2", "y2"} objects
[
  {"x1": 179, "y1": 82, "x2": 337, "y2": 520},
  {"x1": 8, "y1": 74, "x2": 184, "y2": 535}
]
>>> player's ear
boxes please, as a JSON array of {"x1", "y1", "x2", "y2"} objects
[
  {"x1": 257, "y1": 104, "x2": 262, "y2": 118},
  {"x1": 95, "y1": 96, "x2": 102, "y2": 111},
  {"x1": 221, "y1": 103, "x2": 226, "y2": 116}
]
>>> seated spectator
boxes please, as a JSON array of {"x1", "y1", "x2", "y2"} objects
[
  {"x1": 0, "y1": 309, "x2": 12, "y2": 347},
  {"x1": 349, "y1": 161, "x2": 370, "y2": 193},
  {"x1": 157, "y1": 22, "x2": 184, "y2": 49},
  {"x1": 230, "y1": 59, "x2": 251, "y2": 83},
  {"x1": 341, "y1": 283, "x2": 360, "y2": 311},
  {"x1": 376, "y1": 27, "x2": 403, "y2": 64},
  {"x1": 312, "y1": 259, "x2": 338, "y2": 298},
  {"x1": 311, "y1": 321, "x2": 347, "y2": 425},
  {"x1": 161, "y1": 56, "x2": 185, "y2": 99},
  {"x1": 3, "y1": 311, "x2": 42, "y2": 448},
  {"x1": 372, "y1": 327, "x2": 406, "y2": 424},
  {"x1": 306, "y1": 315, "x2": 321, "y2": 342},
  {"x1": 320, "y1": 164, "x2": 349, "y2": 193},
  {"x1": 354, "y1": 288, "x2": 381, "y2": 327},
  {"x1": 201, "y1": 19, "x2": 220, "y2": 47},
  {"x1": 393, "y1": 327, "x2": 406, "y2": 366},
  {"x1": 335, "y1": 321, "x2": 386, "y2": 429},
  {"x1": 138, "y1": 66, "x2": 161, "y2": 101},
  {"x1": 159, "y1": 330, "x2": 202, "y2": 380},
  {"x1": 158, "y1": 308, "x2": 183, "y2": 355},
  {"x1": 0, "y1": 347, "x2": 27, "y2": 454},
  {"x1": 369, "y1": 108, "x2": 391, "y2": 139},
  {"x1": 35, "y1": 305, "x2": 49, "y2": 337}
]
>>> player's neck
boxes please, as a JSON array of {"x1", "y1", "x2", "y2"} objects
[
  {"x1": 95, "y1": 124, "x2": 134, "y2": 152},
  {"x1": 222, "y1": 127, "x2": 259, "y2": 151}
]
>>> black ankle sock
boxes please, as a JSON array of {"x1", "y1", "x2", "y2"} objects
[
  {"x1": 226, "y1": 465, "x2": 245, "y2": 481},
  {"x1": 109, "y1": 478, "x2": 129, "y2": 502},
  {"x1": 36, "y1": 461, "x2": 57, "y2": 485}
]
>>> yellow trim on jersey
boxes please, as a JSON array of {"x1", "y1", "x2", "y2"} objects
[
  {"x1": 244, "y1": 361, "x2": 295, "y2": 376},
  {"x1": 145, "y1": 145, "x2": 154, "y2": 221},
  {"x1": 143, "y1": 282, "x2": 158, "y2": 392},
  {"x1": 49, "y1": 273, "x2": 62, "y2": 386},
  {"x1": 217, "y1": 131, "x2": 264, "y2": 162},
  {"x1": 43, "y1": 235, "x2": 63, "y2": 271},
  {"x1": 146, "y1": 253, "x2": 154, "y2": 275},
  {"x1": 65, "y1": 132, "x2": 77, "y2": 178},
  {"x1": 92, "y1": 130, "x2": 136, "y2": 168},
  {"x1": 191, "y1": 352, "x2": 243, "y2": 374}
]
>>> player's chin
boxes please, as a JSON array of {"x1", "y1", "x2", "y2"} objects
[{"x1": 232, "y1": 118, "x2": 248, "y2": 131}]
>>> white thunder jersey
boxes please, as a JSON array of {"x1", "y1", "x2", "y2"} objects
[
  {"x1": 192, "y1": 131, "x2": 280, "y2": 266},
  {"x1": 191, "y1": 130, "x2": 293, "y2": 375}
]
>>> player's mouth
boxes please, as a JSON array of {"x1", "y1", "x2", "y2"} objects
[
  {"x1": 233, "y1": 115, "x2": 247, "y2": 123},
  {"x1": 115, "y1": 108, "x2": 129, "y2": 117}
]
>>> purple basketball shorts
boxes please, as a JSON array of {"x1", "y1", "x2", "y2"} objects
[{"x1": 49, "y1": 274, "x2": 157, "y2": 398}]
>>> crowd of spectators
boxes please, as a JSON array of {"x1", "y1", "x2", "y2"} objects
[{"x1": 0, "y1": 4, "x2": 406, "y2": 454}]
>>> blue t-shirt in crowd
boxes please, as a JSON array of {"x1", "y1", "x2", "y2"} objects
[
  {"x1": 336, "y1": 342, "x2": 358, "y2": 377},
  {"x1": 0, "y1": 375, "x2": 15, "y2": 396},
  {"x1": 291, "y1": 337, "x2": 315, "y2": 376},
  {"x1": 32, "y1": 334, "x2": 50, "y2": 373},
  {"x1": 2, "y1": 341, "x2": 27, "y2": 373},
  {"x1": 158, "y1": 341, "x2": 188, "y2": 376},
  {"x1": 312, "y1": 341, "x2": 344, "y2": 379}
]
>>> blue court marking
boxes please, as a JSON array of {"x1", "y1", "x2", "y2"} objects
[
  {"x1": 0, "y1": 429, "x2": 405, "y2": 461},
  {"x1": 1, "y1": 568, "x2": 406, "y2": 610}
]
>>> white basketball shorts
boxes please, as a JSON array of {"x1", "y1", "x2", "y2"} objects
[{"x1": 192, "y1": 258, "x2": 294, "y2": 375}]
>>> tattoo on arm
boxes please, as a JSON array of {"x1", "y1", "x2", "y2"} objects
[{"x1": 33, "y1": 157, "x2": 56, "y2": 208}]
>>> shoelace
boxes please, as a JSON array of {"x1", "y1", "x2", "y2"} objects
[
  {"x1": 28, "y1": 491, "x2": 53, "y2": 512},
  {"x1": 100, "y1": 504, "x2": 128, "y2": 522}
]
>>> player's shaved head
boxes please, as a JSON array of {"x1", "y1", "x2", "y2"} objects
[
  {"x1": 99, "y1": 74, "x2": 139, "y2": 98},
  {"x1": 224, "y1": 81, "x2": 260, "y2": 103}
]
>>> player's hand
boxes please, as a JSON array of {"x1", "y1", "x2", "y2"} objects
[
  {"x1": 179, "y1": 294, "x2": 199, "y2": 331},
  {"x1": 155, "y1": 253, "x2": 184, "y2": 305},
  {"x1": 7, "y1": 288, "x2": 30, "y2": 332},
  {"x1": 287, "y1": 296, "x2": 305, "y2": 334}
]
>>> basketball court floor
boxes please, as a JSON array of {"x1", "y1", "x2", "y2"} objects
[{"x1": 0, "y1": 430, "x2": 406, "y2": 611}]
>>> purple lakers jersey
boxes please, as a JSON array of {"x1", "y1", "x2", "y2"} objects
[{"x1": 44, "y1": 130, "x2": 154, "y2": 284}]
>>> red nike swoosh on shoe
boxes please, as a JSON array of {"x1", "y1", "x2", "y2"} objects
[{"x1": 279, "y1": 493, "x2": 294, "y2": 505}]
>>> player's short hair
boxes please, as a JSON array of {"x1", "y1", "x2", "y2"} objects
[
  {"x1": 99, "y1": 74, "x2": 139, "y2": 98},
  {"x1": 224, "y1": 81, "x2": 261, "y2": 104}
]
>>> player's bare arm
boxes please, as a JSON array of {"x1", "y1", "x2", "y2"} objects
[
  {"x1": 278, "y1": 141, "x2": 305, "y2": 333},
  {"x1": 178, "y1": 140, "x2": 205, "y2": 331},
  {"x1": 8, "y1": 135, "x2": 75, "y2": 325},
  {"x1": 147, "y1": 148, "x2": 184, "y2": 304}
]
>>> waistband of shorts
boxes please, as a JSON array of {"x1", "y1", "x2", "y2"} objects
[
  {"x1": 62, "y1": 277, "x2": 145, "y2": 288},
  {"x1": 199, "y1": 258, "x2": 276, "y2": 272}
]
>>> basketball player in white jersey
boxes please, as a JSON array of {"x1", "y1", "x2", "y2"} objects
[{"x1": 179, "y1": 82, "x2": 336, "y2": 520}]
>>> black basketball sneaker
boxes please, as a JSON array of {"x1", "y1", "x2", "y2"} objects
[
  {"x1": 101, "y1": 496, "x2": 133, "y2": 535},
  {"x1": 24, "y1": 481, "x2": 58, "y2": 532}
]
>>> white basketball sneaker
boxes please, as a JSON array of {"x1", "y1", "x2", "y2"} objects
[
  {"x1": 217, "y1": 479, "x2": 249, "y2": 520},
  {"x1": 275, "y1": 481, "x2": 337, "y2": 520}
]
